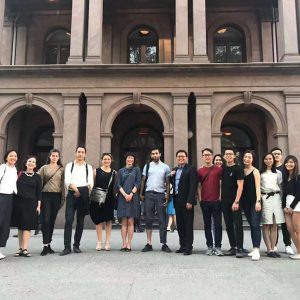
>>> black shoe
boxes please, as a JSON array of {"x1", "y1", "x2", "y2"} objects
[
  {"x1": 73, "y1": 246, "x2": 81, "y2": 253},
  {"x1": 141, "y1": 243, "x2": 153, "y2": 252},
  {"x1": 224, "y1": 247, "x2": 236, "y2": 256},
  {"x1": 274, "y1": 251, "x2": 281, "y2": 258},
  {"x1": 267, "y1": 251, "x2": 277, "y2": 258},
  {"x1": 47, "y1": 245, "x2": 55, "y2": 254},
  {"x1": 175, "y1": 248, "x2": 185, "y2": 253},
  {"x1": 242, "y1": 248, "x2": 249, "y2": 254},
  {"x1": 161, "y1": 244, "x2": 172, "y2": 253},
  {"x1": 236, "y1": 248, "x2": 244, "y2": 258},
  {"x1": 183, "y1": 250, "x2": 192, "y2": 256},
  {"x1": 60, "y1": 248, "x2": 71, "y2": 256},
  {"x1": 40, "y1": 246, "x2": 49, "y2": 256}
]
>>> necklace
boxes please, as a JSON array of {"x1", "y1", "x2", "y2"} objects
[{"x1": 25, "y1": 171, "x2": 34, "y2": 177}]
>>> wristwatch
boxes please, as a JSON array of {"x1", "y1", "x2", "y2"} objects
[
  {"x1": 234, "y1": 200, "x2": 239, "y2": 204},
  {"x1": 256, "y1": 199, "x2": 261, "y2": 203}
]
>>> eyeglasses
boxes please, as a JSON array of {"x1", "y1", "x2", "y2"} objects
[{"x1": 272, "y1": 152, "x2": 282, "y2": 156}]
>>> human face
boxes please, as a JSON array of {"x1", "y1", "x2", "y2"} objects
[
  {"x1": 264, "y1": 154, "x2": 274, "y2": 169},
  {"x1": 285, "y1": 159, "x2": 296, "y2": 173},
  {"x1": 224, "y1": 150, "x2": 235, "y2": 165},
  {"x1": 272, "y1": 150, "x2": 282, "y2": 164},
  {"x1": 243, "y1": 153, "x2": 253, "y2": 167},
  {"x1": 49, "y1": 151, "x2": 60, "y2": 164},
  {"x1": 102, "y1": 155, "x2": 112, "y2": 168},
  {"x1": 126, "y1": 156, "x2": 135, "y2": 167},
  {"x1": 26, "y1": 157, "x2": 36, "y2": 172},
  {"x1": 176, "y1": 152, "x2": 188, "y2": 166},
  {"x1": 150, "y1": 149, "x2": 161, "y2": 162},
  {"x1": 76, "y1": 147, "x2": 86, "y2": 162},
  {"x1": 202, "y1": 151, "x2": 213, "y2": 165},
  {"x1": 214, "y1": 156, "x2": 223, "y2": 167},
  {"x1": 6, "y1": 151, "x2": 18, "y2": 166}
]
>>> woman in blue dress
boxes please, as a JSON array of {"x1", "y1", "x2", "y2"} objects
[{"x1": 116, "y1": 153, "x2": 141, "y2": 251}]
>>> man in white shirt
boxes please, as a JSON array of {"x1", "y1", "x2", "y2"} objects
[{"x1": 60, "y1": 146, "x2": 93, "y2": 256}]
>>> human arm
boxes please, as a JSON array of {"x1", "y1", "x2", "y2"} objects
[
  {"x1": 36, "y1": 174, "x2": 42, "y2": 215},
  {"x1": 232, "y1": 179, "x2": 244, "y2": 211},
  {"x1": 186, "y1": 166, "x2": 197, "y2": 209},
  {"x1": 87, "y1": 164, "x2": 94, "y2": 192},
  {"x1": 253, "y1": 169, "x2": 262, "y2": 212},
  {"x1": 290, "y1": 175, "x2": 300, "y2": 210}
]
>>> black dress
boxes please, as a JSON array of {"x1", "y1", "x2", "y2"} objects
[
  {"x1": 11, "y1": 172, "x2": 42, "y2": 230},
  {"x1": 90, "y1": 168, "x2": 116, "y2": 224}
]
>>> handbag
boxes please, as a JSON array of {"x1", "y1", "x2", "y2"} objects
[{"x1": 90, "y1": 171, "x2": 115, "y2": 206}]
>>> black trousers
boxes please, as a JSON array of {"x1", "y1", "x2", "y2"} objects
[
  {"x1": 0, "y1": 194, "x2": 13, "y2": 247},
  {"x1": 63, "y1": 188, "x2": 89, "y2": 249},
  {"x1": 222, "y1": 201, "x2": 243, "y2": 249},
  {"x1": 200, "y1": 201, "x2": 222, "y2": 248},
  {"x1": 41, "y1": 192, "x2": 61, "y2": 245},
  {"x1": 277, "y1": 222, "x2": 292, "y2": 247},
  {"x1": 174, "y1": 198, "x2": 194, "y2": 251}
]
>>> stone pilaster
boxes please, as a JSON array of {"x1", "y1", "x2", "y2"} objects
[
  {"x1": 260, "y1": 9, "x2": 273, "y2": 62},
  {"x1": 67, "y1": 0, "x2": 85, "y2": 64},
  {"x1": 86, "y1": 0, "x2": 103, "y2": 64},
  {"x1": 192, "y1": 0, "x2": 209, "y2": 63},
  {"x1": 163, "y1": 131, "x2": 173, "y2": 167},
  {"x1": 0, "y1": 0, "x2": 6, "y2": 65}
]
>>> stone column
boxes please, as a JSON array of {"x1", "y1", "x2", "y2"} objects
[
  {"x1": 0, "y1": 133, "x2": 7, "y2": 164},
  {"x1": 163, "y1": 132, "x2": 173, "y2": 166},
  {"x1": 53, "y1": 133, "x2": 63, "y2": 152},
  {"x1": 0, "y1": 0, "x2": 5, "y2": 64},
  {"x1": 100, "y1": 133, "x2": 112, "y2": 155},
  {"x1": 260, "y1": 10, "x2": 273, "y2": 62},
  {"x1": 61, "y1": 94, "x2": 80, "y2": 164},
  {"x1": 212, "y1": 132, "x2": 222, "y2": 155},
  {"x1": 277, "y1": 0, "x2": 300, "y2": 62},
  {"x1": 172, "y1": 93, "x2": 189, "y2": 162},
  {"x1": 15, "y1": 25, "x2": 28, "y2": 65},
  {"x1": 174, "y1": 0, "x2": 190, "y2": 63},
  {"x1": 285, "y1": 92, "x2": 300, "y2": 155},
  {"x1": 192, "y1": 0, "x2": 209, "y2": 63},
  {"x1": 85, "y1": 93, "x2": 102, "y2": 167},
  {"x1": 67, "y1": 0, "x2": 85, "y2": 64},
  {"x1": 195, "y1": 93, "x2": 212, "y2": 167},
  {"x1": 86, "y1": 0, "x2": 103, "y2": 64},
  {"x1": 274, "y1": 133, "x2": 289, "y2": 158}
]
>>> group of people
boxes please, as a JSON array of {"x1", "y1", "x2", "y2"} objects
[{"x1": 0, "y1": 145, "x2": 299, "y2": 261}]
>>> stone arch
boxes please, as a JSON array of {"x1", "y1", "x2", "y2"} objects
[
  {"x1": 0, "y1": 95, "x2": 63, "y2": 137},
  {"x1": 101, "y1": 95, "x2": 173, "y2": 134}
]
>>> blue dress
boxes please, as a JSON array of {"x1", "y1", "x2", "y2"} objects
[
  {"x1": 116, "y1": 166, "x2": 141, "y2": 218},
  {"x1": 167, "y1": 197, "x2": 175, "y2": 215}
]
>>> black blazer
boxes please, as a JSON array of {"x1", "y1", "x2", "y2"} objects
[{"x1": 171, "y1": 164, "x2": 197, "y2": 205}]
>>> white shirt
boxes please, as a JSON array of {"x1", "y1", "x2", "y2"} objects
[
  {"x1": 0, "y1": 163, "x2": 18, "y2": 194},
  {"x1": 64, "y1": 161, "x2": 93, "y2": 189},
  {"x1": 261, "y1": 169, "x2": 282, "y2": 193}
]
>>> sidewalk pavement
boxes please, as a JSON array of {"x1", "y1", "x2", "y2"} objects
[{"x1": 0, "y1": 229, "x2": 299, "y2": 300}]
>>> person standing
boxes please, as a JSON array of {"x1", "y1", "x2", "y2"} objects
[
  {"x1": 221, "y1": 148, "x2": 245, "y2": 258},
  {"x1": 213, "y1": 154, "x2": 224, "y2": 168},
  {"x1": 282, "y1": 155, "x2": 300, "y2": 259},
  {"x1": 140, "y1": 147, "x2": 171, "y2": 253},
  {"x1": 60, "y1": 146, "x2": 93, "y2": 256},
  {"x1": 116, "y1": 153, "x2": 141, "y2": 251},
  {"x1": 198, "y1": 148, "x2": 223, "y2": 256},
  {"x1": 172, "y1": 150, "x2": 197, "y2": 256},
  {"x1": 11, "y1": 156, "x2": 42, "y2": 257},
  {"x1": 90, "y1": 153, "x2": 117, "y2": 251},
  {"x1": 241, "y1": 150, "x2": 262, "y2": 261},
  {"x1": 0, "y1": 150, "x2": 18, "y2": 260},
  {"x1": 38, "y1": 149, "x2": 64, "y2": 256},
  {"x1": 261, "y1": 152, "x2": 285, "y2": 258},
  {"x1": 271, "y1": 147, "x2": 294, "y2": 255}
]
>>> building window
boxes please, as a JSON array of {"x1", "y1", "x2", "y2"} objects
[
  {"x1": 214, "y1": 26, "x2": 246, "y2": 63},
  {"x1": 45, "y1": 29, "x2": 70, "y2": 64},
  {"x1": 128, "y1": 26, "x2": 158, "y2": 63}
]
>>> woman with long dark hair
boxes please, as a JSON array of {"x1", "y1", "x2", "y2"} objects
[
  {"x1": 260, "y1": 152, "x2": 285, "y2": 258},
  {"x1": 0, "y1": 150, "x2": 18, "y2": 260},
  {"x1": 282, "y1": 155, "x2": 300, "y2": 259},
  {"x1": 38, "y1": 149, "x2": 64, "y2": 256}
]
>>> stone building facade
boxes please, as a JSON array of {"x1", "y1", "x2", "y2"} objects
[{"x1": 1, "y1": 0, "x2": 300, "y2": 227}]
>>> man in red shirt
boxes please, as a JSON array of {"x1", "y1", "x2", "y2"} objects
[{"x1": 198, "y1": 148, "x2": 223, "y2": 256}]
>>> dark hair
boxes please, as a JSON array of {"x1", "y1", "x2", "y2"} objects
[
  {"x1": 213, "y1": 154, "x2": 224, "y2": 165},
  {"x1": 4, "y1": 149, "x2": 18, "y2": 162},
  {"x1": 243, "y1": 150, "x2": 256, "y2": 164},
  {"x1": 101, "y1": 153, "x2": 113, "y2": 160},
  {"x1": 224, "y1": 147, "x2": 236, "y2": 154},
  {"x1": 76, "y1": 146, "x2": 86, "y2": 153},
  {"x1": 202, "y1": 148, "x2": 213, "y2": 155},
  {"x1": 260, "y1": 152, "x2": 276, "y2": 173},
  {"x1": 150, "y1": 147, "x2": 161, "y2": 154},
  {"x1": 23, "y1": 155, "x2": 38, "y2": 171},
  {"x1": 176, "y1": 149, "x2": 188, "y2": 157},
  {"x1": 270, "y1": 147, "x2": 282, "y2": 154},
  {"x1": 124, "y1": 152, "x2": 136, "y2": 163},
  {"x1": 46, "y1": 149, "x2": 63, "y2": 167},
  {"x1": 283, "y1": 155, "x2": 299, "y2": 180}
]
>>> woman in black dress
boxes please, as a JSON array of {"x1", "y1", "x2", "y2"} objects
[
  {"x1": 90, "y1": 153, "x2": 116, "y2": 251},
  {"x1": 12, "y1": 156, "x2": 42, "y2": 257}
]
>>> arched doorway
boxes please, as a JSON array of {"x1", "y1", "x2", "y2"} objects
[
  {"x1": 111, "y1": 105, "x2": 164, "y2": 169},
  {"x1": 5, "y1": 106, "x2": 54, "y2": 168}
]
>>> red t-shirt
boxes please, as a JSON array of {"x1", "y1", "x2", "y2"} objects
[{"x1": 198, "y1": 165, "x2": 223, "y2": 201}]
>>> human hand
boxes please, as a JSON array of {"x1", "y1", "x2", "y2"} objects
[
  {"x1": 232, "y1": 202, "x2": 239, "y2": 211},
  {"x1": 186, "y1": 203, "x2": 193, "y2": 210},
  {"x1": 255, "y1": 202, "x2": 261, "y2": 212}
]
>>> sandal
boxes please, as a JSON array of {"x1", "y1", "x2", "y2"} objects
[
  {"x1": 21, "y1": 249, "x2": 31, "y2": 257},
  {"x1": 14, "y1": 248, "x2": 23, "y2": 257}
]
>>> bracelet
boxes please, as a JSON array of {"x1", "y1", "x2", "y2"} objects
[
  {"x1": 234, "y1": 200, "x2": 239, "y2": 204},
  {"x1": 131, "y1": 191, "x2": 135, "y2": 194}
]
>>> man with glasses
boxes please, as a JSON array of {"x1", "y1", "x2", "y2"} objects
[
  {"x1": 221, "y1": 147, "x2": 245, "y2": 258},
  {"x1": 271, "y1": 147, "x2": 294, "y2": 255},
  {"x1": 198, "y1": 148, "x2": 223, "y2": 256}
]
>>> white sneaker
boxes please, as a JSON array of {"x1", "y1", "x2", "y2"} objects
[
  {"x1": 0, "y1": 252, "x2": 5, "y2": 260},
  {"x1": 96, "y1": 242, "x2": 102, "y2": 251},
  {"x1": 286, "y1": 246, "x2": 294, "y2": 255},
  {"x1": 290, "y1": 254, "x2": 300, "y2": 260},
  {"x1": 251, "y1": 249, "x2": 260, "y2": 261},
  {"x1": 248, "y1": 249, "x2": 255, "y2": 257}
]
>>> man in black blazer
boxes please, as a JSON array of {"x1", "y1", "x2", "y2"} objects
[{"x1": 171, "y1": 150, "x2": 197, "y2": 255}]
